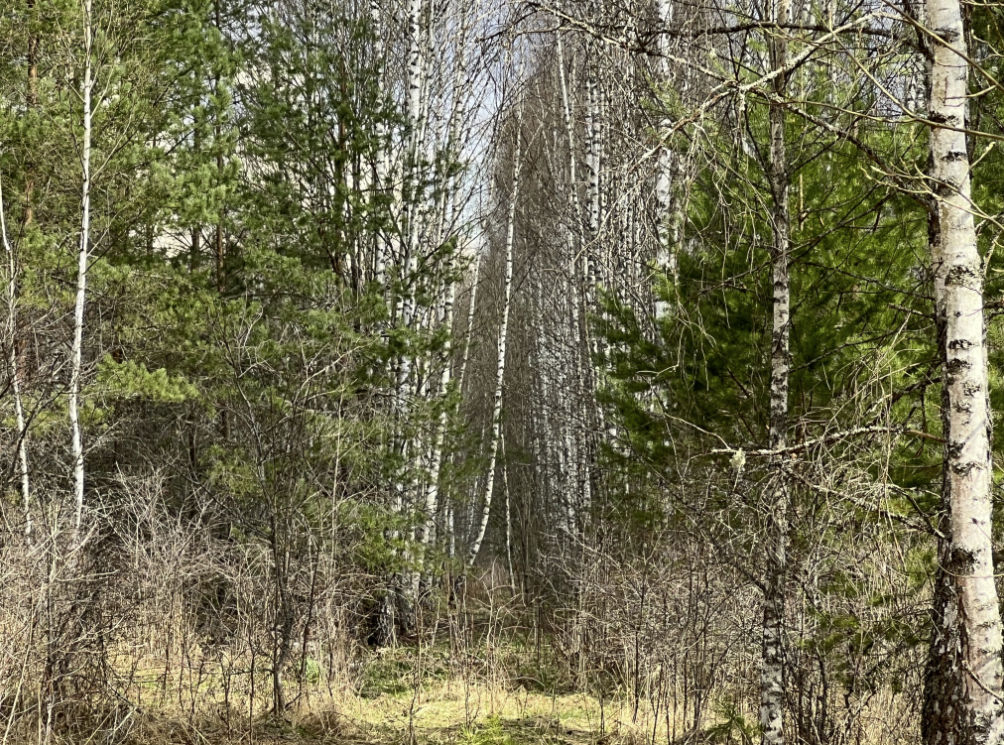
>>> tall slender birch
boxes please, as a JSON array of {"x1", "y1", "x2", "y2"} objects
[
  {"x1": 383, "y1": 0, "x2": 428, "y2": 634},
  {"x1": 369, "y1": 0, "x2": 391, "y2": 286},
  {"x1": 584, "y1": 53, "x2": 602, "y2": 297},
  {"x1": 402, "y1": 0, "x2": 425, "y2": 295},
  {"x1": 502, "y1": 431, "x2": 514, "y2": 589},
  {"x1": 394, "y1": 0, "x2": 426, "y2": 441},
  {"x1": 25, "y1": 0, "x2": 38, "y2": 227},
  {"x1": 421, "y1": 282, "x2": 456, "y2": 556},
  {"x1": 0, "y1": 169, "x2": 29, "y2": 535},
  {"x1": 423, "y1": 18, "x2": 473, "y2": 558},
  {"x1": 468, "y1": 94, "x2": 524, "y2": 570},
  {"x1": 557, "y1": 35, "x2": 584, "y2": 232},
  {"x1": 761, "y1": 0, "x2": 791, "y2": 742},
  {"x1": 655, "y1": 0, "x2": 681, "y2": 315},
  {"x1": 921, "y1": 0, "x2": 1004, "y2": 737},
  {"x1": 556, "y1": 35, "x2": 588, "y2": 531},
  {"x1": 457, "y1": 251, "x2": 481, "y2": 395},
  {"x1": 70, "y1": 0, "x2": 94, "y2": 534}
]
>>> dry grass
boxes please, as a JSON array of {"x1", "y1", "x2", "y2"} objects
[
  {"x1": 44, "y1": 654, "x2": 906, "y2": 745},
  {"x1": 0, "y1": 496, "x2": 923, "y2": 745},
  {"x1": 340, "y1": 679, "x2": 651, "y2": 742}
]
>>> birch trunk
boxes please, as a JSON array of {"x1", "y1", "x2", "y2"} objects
[
  {"x1": 582, "y1": 49, "x2": 607, "y2": 517},
  {"x1": 467, "y1": 103, "x2": 524, "y2": 570},
  {"x1": 0, "y1": 169, "x2": 29, "y2": 536},
  {"x1": 761, "y1": 1, "x2": 791, "y2": 742},
  {"x1": 70, "y1": 0, "x2": 94, "y2": 535},
  {"x1": 383, "y1": 0, "x2": 428, "y2": 639},
  {"x1": 403, "y1": 0, "x2": 425, "y2": 271},
  {"x1": 395, "y1": 0, "x2": 426, "y2": 412},
  {"x1": 422, "y1": 21, "x2": 472, "y2": 553},
  {"x1": 25, "y1": 0, "x2": 38, "y2": 227},
  {"x1": 502, "y1": 432, "x2": 514, "y2": 590},
  {"x1": 214, "y1": 0, "x2": 225, "y2": 294},
  {"x1": 921, "y1": 0, "x2": 1004, "y2": 737},
  {"x1": 369, "y1": 0, "x2": 389, "y2": 285},
  {"x1": 557, "y1": 35, "x2": 584, "y2": 231},
  {"x1": 422, "y1": 282, "x2": 456, "y2": 557},
  {"x1": 457, "y1": 252, "x2": 481, "y2": 395},
  {"x1": 556, "y1": 36, "x2": 589, "y2": 534},
  {"x1": 584, "y1": 56, "x2": 602, "y2": 298}
]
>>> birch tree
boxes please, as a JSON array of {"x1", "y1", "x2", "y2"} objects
[
  {"x1": 0, "y1": 168, "x2": 29, "y2": 536},
  {"x1": 468, "y1": 85, "x2": 525, "y2": 570},
  {"x1": 921, "y1": 0, "x2": 1004, "y2": 736},
  {"x1": 70, "y1": 0, "x2": 94, "y2": 534},
  {"x1": 654, "y1": 0, "x2": 676, "y2": 306},
  {"x1": 760, "y1": 0, "x2": 791, "y2": 740}
]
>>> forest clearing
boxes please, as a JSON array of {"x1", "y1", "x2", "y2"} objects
[{"x1": 1, "y1": 0, "x2": 1002, "y2": 742}]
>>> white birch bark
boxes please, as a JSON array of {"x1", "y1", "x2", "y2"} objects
[
  {"x1": 760, "y1": 0, "x2": 791, "y2": 742},
  {"x1": 467, "y1": 99, "x2": 524, "y2": 570},
  {"x1": 420, "y1": 10, "x2": 472, "y2": 552},
  {"x1": 457, "y1": 251, "x2": 481, "y2": 395},
  {"x1": 370, "y1": 0, "x2": 390, "y2": 285},
  {"x1": 921, "y1": 0, "x2": 1004, "y2": 736},
  {"x1": 502, "y1": 432, "x2": 514, "y2": 590},
  {"x1": 584, "y1": 56, "x2": 602, "y2": 298},
  {"x1": 403, "y1": 0, "x2": 426, "y2": 267},
  {"x1": 385, "y1": 0, "x2": 428, "y2": 631},
  {"x1": 556, "y1": 36, "x2": 589, "y2": 533},
  {"x1": 655, "y1": 0, "x2": 679, "y2": 313},
  {"x1": 422, "y1": 281, "x2": 456, "y2": 553},
  {"x1": 557, "y1": 35, "x2": 585, "y2": 231},
  {"x1": 0, "y1": 168, "x2": 29, "y2": 536},
  {"x1": 395, "y1": 0, "x2": 426, "y2": 410},
  {"x1": 70, "y1": 0, "x2": 94, "y2": 535},
  {"x1": 582, "y1": 46, "x2": 607, "y2": 514}
]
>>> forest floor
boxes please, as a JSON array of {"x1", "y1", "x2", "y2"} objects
[
  {"x1": 129, "y1": 682, "x2": 647, "y2": 745},
  {"x1": 115, "y1": 644, "x2": 694, "y2": 745},
  {"x1": 322, "y1": 686, "x2": 614, "y2": 745}
]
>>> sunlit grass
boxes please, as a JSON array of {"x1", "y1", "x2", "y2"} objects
[{"x1": 24, "y1": 634, "x2": 913, "y2": 744}]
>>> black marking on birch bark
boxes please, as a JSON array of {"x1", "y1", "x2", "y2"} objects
[
  {"x1": 946, "y1": 358, "x2": 971, "y2": 377},
  {"x1": 943, "y1": 150, "x2": 967, "y2": 162},
  {"x1": 947, "y1": 338, "x2": 974, "y2": 349},
  {"x1": 935, "y1": 26, "x2": 961, "y2": 42},
  {"x1": 951, "y1": 460, "x2": 979, "y2": 475},
  {"x1": 946, "y1": 265, "x2": 977, "y2": 286},
  {"x1": 949, "y1": 547, "x2": 978, "y2": 573},
  {"x1": 936, "y1": 181, "x2": 958, "y2": 197}
]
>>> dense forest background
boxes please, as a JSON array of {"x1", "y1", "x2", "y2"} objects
[{"x1": 0, "y1": 0, "x2": 1002, "y2": 743}]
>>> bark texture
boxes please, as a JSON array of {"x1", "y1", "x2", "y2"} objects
[
  {"x1": 0, "y1": 168, "x2": 29, "y2": 536},
  {"x1": 761, "y1": 0, "x2": 791, "y2": 742},
  {"x1": 922, "y1": 0, "x2": 1004, "y2": 739},
  {"x1": 468, "y1": 102, "x2": 524, "y2": 570},
  {"x1": 654, "y1": 0, "x2": 677, "y2": 311},
  {"x1": 70, "y1": 0, "x2": 94, "y2": 535},
  {"x1": 25, "y1": 0, "x2": 38, "y2": 226}
]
